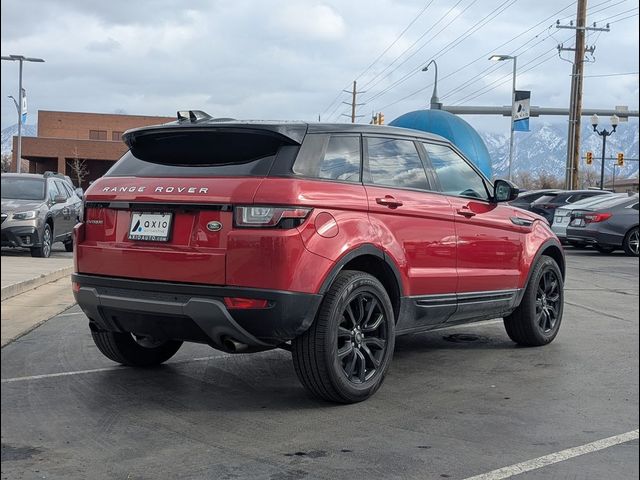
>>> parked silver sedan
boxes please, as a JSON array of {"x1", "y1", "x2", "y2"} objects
[{"x1": 552, "y1": 193, "x2": 623, "y2": 245}]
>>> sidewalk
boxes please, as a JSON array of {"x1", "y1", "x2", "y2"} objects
[
  {"x1": 1, "y1": 246, "x2": 73, "y2": 300},
  {"x1": 1, "y1": 245, "x2": 76, "y2": 346}
]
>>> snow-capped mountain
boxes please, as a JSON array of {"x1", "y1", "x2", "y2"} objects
[
  {"x1": 1, "y1": 124, "x2": 37, "y2": 155},
  {"x1": 2, "y1": 120, "x2": 638, "y2": 181},
  {"x1": 480, "y1": 121, "x2": 639, "y2": 180}
]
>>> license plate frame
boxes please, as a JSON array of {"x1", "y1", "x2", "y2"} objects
[{"x1": 128, "y1": 212, "x2": 173, "y2": 242}]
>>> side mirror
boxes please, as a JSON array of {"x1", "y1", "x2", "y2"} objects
[
  {"x1": 493, "y1": 179, "x2": 519, "y2": 203},
  {"x1": 53, "y1": 195, "x2": 67, "y2": 204}
]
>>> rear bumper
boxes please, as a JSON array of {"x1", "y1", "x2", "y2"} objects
[
  {"x1": 1, "y1": 225, "x2": 40, "y2": 248},
  {"x1": 565, "y1": 227, "x2": 623, "y2": 247},
  {"x1": 72, "y1": 273, "x2": 323, "y2": 351}
]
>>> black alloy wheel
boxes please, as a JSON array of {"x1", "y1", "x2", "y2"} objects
[
  {"x1": 624, "y1": 227, "x2": 639, "y2": 257},
  {"x1": 337, "y1": 291, "x2": 388, "y2": 384},
  {"x1": 503, "y1": 255, "x2": 564, "y2": 346},
  {"x1": 292, "y1": 270, "x2": 395, "y2": 403},
  {"x1": 535, "y1": 269, "x2": 561, "y2": 333}
]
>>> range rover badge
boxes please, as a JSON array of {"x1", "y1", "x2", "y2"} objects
[{"x1": 206, "y1": 221, "x2": 223, "y2": 232}]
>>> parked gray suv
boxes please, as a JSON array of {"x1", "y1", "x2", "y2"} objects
[{"x1": 1, "y1": 172, "x2": 82, "y2": 257}]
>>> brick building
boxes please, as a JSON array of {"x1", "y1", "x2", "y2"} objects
[{"x1": 11, "y1": 110, "x2": 173, "y2": 187}]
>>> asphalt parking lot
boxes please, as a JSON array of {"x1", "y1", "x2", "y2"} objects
[{"x1": 1, "y1": 249, "x2": 638, "y2": 480}]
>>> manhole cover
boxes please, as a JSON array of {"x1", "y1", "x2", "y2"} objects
[{"x1": 443, "y1": 333, "x2": 480, "y2": 343}]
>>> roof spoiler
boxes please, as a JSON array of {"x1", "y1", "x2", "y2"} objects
[{"x1": 177, "y1": 110, "x2": 212, "y2": 123}]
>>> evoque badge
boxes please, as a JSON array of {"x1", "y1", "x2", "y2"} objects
[{"x1": 206, "y1": 221, "x2": 223, "y2": 232}]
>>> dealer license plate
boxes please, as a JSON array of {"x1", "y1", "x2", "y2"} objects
[{"x1": 128, "y1": 212, "x2": 173, "y2": 241}]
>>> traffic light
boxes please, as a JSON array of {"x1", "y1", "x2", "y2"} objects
[
  {"x1": 585, "y1": 151, "x2": 593, "y2": 165},
  {"x1": 617, "y1": 152, "x2": 624, "y2": 167}
]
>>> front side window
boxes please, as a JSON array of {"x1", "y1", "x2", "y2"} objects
[
  {"x1": 54, "y1": 180, "x2": 70, "y2": 199},
  {"x1": 423, "y1": 143, "x2": 489, "y2": 200},
  {"x1": 47, "y1": 180, "x2": 60, "y2": 201},
  {"x1": 367, "y1": 137, "x2": 428, "y2": 190}
]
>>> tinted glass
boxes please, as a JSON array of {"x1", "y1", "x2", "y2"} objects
[
  {"x1": 0, "y1": 177, "x2": 45, "y2": 200},
  {"x1": 293, "y1": 135, "x2": 361, "y2": 182},
  {"x1": 47, "y1": 180, "x2": 60, "y2": 201},
  {"x1": 54, "y1": 180, "x2": 70, "y2": 198},
  {"x1": 107, "y1": 131, "x2": 295, "y2": 178},
  {"x1": 532, "y1": 194, "x2": 559, "y2": 205},
  {"x1": 423, "y1": 143, "x2": 489, "y2": 200},
  {"x1": 592, "y1": 195, "x2": 640, "y2": 210},
  {"x1": 367, "y1": 138, "x2": 428, "y2": 190}
]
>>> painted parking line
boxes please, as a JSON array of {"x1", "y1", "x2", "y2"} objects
[
  {"x1": 463, "y1": 429, "x2": 639, "y2": 480},
  {"x1": 0, "y1": 354, "x2": 239, "y2": 384}
]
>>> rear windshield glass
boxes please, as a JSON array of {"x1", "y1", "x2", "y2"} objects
[
  {"x1": 107, "y1": 130, "x2": 296, "y2": 177},
  {"x1": 1, "y1": 177, "x2": 45, "y2": 200},
  {"x1": 532, "y1": 194, "x2": 559, "y2": 204},
  {"x1": 588, "y1": 195, "x2": 639, "y2": 210}
]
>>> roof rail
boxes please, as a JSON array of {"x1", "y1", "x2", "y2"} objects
[
  {"x1": 177, "y1": 110, "x2": 212, "y2": 123},
  {"x1": 43, "y1": 171, "x2": 65, "y2": 179}
]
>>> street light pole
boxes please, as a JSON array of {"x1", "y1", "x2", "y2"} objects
[
  {"x1": 489, "y1": 54, "x2": 517, "y2": 181},
  {"x1": 590, "y1": 114, "x2": 619, "y2": 190},
  {"x1": 1, "y1": 55, "x2": 45, "y2": 174},
  {"x1": 422, "y1": 60, "x2": 442, "y2": 110}
]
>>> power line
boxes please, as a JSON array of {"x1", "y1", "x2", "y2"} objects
[
  {"x1": 359, "y1": 0, "x2": 469, "y2": 92},
  {"x1": 583, "y1": 71, "x2": 639, "y2": 77},
  {"x1": 363, "y1": 0, "x2": 515, "y2": 105},
  {"x1": 355, "y1": 0, "x2": 437, "y2": 82},
  {"x1": 320, "y1": 0, "x2": 438, "y2": 119},
  {"x1": 377, "y1": 1, "x2": 577, "y2": 110}
]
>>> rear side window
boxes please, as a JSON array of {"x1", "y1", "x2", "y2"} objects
[
  {"x1": 423, "y1": 143, "x2": 489, "y2": 200},
  {"x1": 366, "y1": 137, "x2": 428, "y2": 190},
  {"x1": 107, "y1": 130, "x2": 297, "y2": 178},
  {"x1": 293, "y1": 135, "x2": 361, "y2": 182}
]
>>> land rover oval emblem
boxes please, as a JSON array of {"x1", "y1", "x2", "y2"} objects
[{"x1": 207, "y1": 221, "x2": 222, "y2": 232}]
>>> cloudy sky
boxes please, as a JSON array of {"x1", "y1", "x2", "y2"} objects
[{"x1": 1, "y1": 0, "x2": 638, "y2": 133}]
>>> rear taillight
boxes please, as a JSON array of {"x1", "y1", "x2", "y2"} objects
[
  {"x1": 223, "y1": 297, "x2": 270, "y2": 309},
  {"x1": 234, "y1": 206, "x2": 312, "y2": 228},
  {"x1": 584, "y1": 212, "x2": 612, "y2": 223}
]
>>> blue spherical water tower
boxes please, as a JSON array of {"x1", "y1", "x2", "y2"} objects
[{"x1": 390, "y1": 109, "x2": 493, "y2": 178}]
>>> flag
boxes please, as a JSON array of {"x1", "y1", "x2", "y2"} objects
[
  {"x1": 512, "y1": 90, "x2": 530, "y2": 132},
  {"x1": 20, "y1": 88, "x2": 27, "y2": 124}
]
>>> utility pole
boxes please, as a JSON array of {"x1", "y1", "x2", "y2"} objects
[
  {"x1": 341, "y1": 81, "x2": 365, "y2": 123},
  {"x1": 557, "y1": 1, "x2": 609, "y2": 189}
]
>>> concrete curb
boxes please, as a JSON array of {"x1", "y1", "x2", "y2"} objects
[{"x1": 0, "y1": 266, "x2": 74, "y2": 301}]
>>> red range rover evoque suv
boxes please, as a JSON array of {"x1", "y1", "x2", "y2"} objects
[{"x1": 73, "y1": 112, "x2": 565, "y2": 403}]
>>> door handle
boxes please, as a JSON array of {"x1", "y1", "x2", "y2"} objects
[
  {"x1": 376, "y1": 196, "x2": 403, "y2": 208},
  {"x1": 456, "y1": 207, "x2": 476, "y2": 218}
]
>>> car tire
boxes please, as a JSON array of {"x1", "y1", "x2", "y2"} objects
[
  {"x1": 503, "y1": 255, "x2": 564, "y2": 347},
  {"x1": 594, "y1": 245, "x2": 615, "y2": 254},
  {"x1": 623, "y1": 227, "x2": 639, "y2": 257},
  {"x1": 64, "y1": 239, "x2": 73, "y2": 252},
  {"x1": 30, "y1": 224, "x2": 52, "y2": 258},
  {"x1": 292, "y1": 270, "x2": 395, "y2": 403},
  {"x1": 90, "y1": 327, "x2": 183, "y2": 367}
]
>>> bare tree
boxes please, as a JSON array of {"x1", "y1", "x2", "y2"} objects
[
  {"x1": 513, "y1": 171, "x2": 536, "y2": 190},
  {"x1": 66, "y1": 147, "x2": 89, "y2": 188},
  {"x1": 535, "y1": 172, "x2": 563, "y2": 189},
  {"x1": 579, "y1": 167, "x2": 598, "y2": 189},
  {"x1": 1, "y1": 153, "x2": 11, "y2": 173}
]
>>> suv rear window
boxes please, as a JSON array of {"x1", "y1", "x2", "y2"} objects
[
  {"x1": 107, "y1": 130, "x2": 297, "y2": 178},
  {"x1": 532, "y1": 194, "x2": 559, "y2": 205}
]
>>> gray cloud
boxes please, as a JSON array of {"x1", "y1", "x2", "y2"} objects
[{"x1": 1, "y1": 0, "x2": 638, "y2": 133}]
